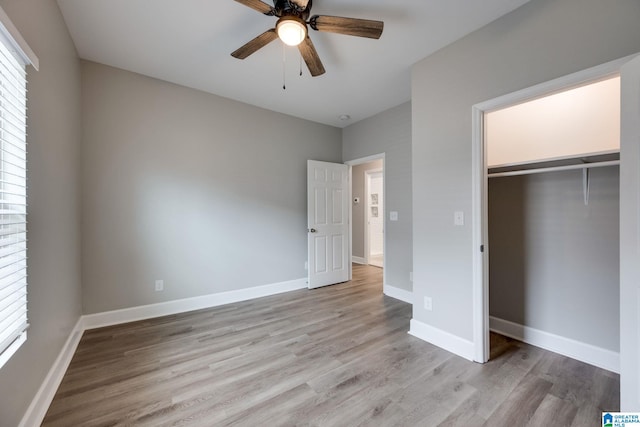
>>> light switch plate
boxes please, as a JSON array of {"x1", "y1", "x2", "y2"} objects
[
  {"x1": 390, "y1": 211, "x2": 398, "y2": 221},
  {"x1": 454, "y1": 211, "x2": 464, "y2": 226}
]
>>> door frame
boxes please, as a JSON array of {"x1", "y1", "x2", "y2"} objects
[
  {"x1": 345, "y1": 153, "x2": 386, "y2": 283},
  {"x1": 471, "y1": 54, "x2": 638, "y2": 365},
  {"x1": 365, "y1": 169, "x2": 384, "y2": 266}
]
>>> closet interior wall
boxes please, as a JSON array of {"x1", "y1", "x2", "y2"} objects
[{"x1": 488, "y1": 166, "x2": 620, "y2": 354}]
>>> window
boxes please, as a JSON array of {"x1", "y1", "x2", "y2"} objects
[{"x1": 0, "y1": 7, "x2": 37, "y2": 369}]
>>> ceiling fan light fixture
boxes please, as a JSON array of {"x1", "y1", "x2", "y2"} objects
[{"x1": 276, "y1": 17, "x2": 307, "y2": 46}]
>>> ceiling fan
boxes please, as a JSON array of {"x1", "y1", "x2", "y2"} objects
[{"x1": 231, "y1": 0, "x2": 384, "y2": 77}]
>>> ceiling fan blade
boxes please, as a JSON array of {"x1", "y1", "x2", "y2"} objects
[
  {"x1": 231, "y1": 29, "x2": 279, "y2": 59},
  {"x1": 233, "y1": 0, "x2": 274, "y2": 15},
  {"x1": 298, "y1": 36, "x2": 325, "y2": 77},
  {"x1": 309, "y1": 15, "x2": 384, "y2": 39}
]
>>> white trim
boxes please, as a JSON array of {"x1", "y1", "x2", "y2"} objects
[
  {"x1": 471, "y1": 103, "x2": 489, "y2": 364},
  {"x1": 383, "y1": 285, "x2": 413, "y2": 304},
  {"x1": 352, "y1": 256, "x2": 367, "y2": 265},
  {"x1": 344, "y1": 153, "x2": 385, "y2": 166},
  {"x1": 0, "y1": 5, "x2": 38, "y2": 70},
  {"x1": 83, "y1": 278, "x2": 307, "y2": 330},
  {"x1": 474, "y1": 55, "x2": 634, "y2": 114},
  {"x1": 619, "y1": 56, "x2": 640, "y2": 410},
  {"x1": 18, "y1": 318, "x2": 84, "y2": 427},
  {"x1": 348, "y1": 165, "x2": 353, "y2": 282},
  {"x1": 490, "y1": 316, "x2": 620, "y2": 374},
  {"x1": 364, "y1": 169, "x2": 370, "y2": 269},
  {"x1": 409, "y1": 318, "x2": 475, "y2": 361},
  {"x1": 471, "y1": 54, "x2": 639, "y2": 365}
]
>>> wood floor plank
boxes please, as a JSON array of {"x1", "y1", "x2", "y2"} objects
[
  {"x1": 528, "y1": 393, "x2": 579, "y2": 427},
  {"x1": 389, "y1": 357, "x2": 478, "y2": 426},
  {"x1": 41, "y1": 264, "x2": 620, "y2": 426},
  {"x1": 483, "y1": 373, "x2": 554, "y2": 426},
  {"x1": 436, "y1": 394, "x2": 488, "y2": 427}
]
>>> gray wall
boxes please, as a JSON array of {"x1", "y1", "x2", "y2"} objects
[
  {"x1": 489, "y1": 168, "x2": 619, "y2": 351},
  {"x1": 81, "y1": 61, "x2": 342, "y2": 314},
  {"x1": 343, "y1": 102, "x2": 412, "y2": 292},
  {"x1": 412, "y1": 0, "x2": 640, "y2": 341},
  {"x1": 0, "y1": 1, "x2": 83, "y2": 426},
  {"x1": 351, "y1": 159, "x2": 383, "y2": 259}
]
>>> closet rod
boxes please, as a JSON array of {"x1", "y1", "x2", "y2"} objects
[{"x1": 488, "y1": 160, "x2": 620, "y2": 178}]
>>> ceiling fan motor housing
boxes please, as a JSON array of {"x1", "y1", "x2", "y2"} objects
[{"x1": 272, "y1": 0, "x2": 311, "y2": 20}]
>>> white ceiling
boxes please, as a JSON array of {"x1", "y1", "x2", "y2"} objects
[{"x1": 56, "y1": 0, "x2": 529, "y2": 128}]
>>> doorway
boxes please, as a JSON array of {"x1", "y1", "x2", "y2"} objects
[
  {"x1": 473, "y1": 71, "x2": 622, "y2": 366},
  {"x1": 471, "y1": 56, "x2": 640, "y2": 410},
  {"x1": 484, "y1": 76, "x2": 620, "y2": 372},
  {"x1": 345, "y1": 154, "x2": 386, "y2": 281}
]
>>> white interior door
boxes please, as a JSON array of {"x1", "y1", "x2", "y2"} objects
[
  {"x1": 620, "y1": 54, "x2": 640, "y2": 411},
  {"x1": 307, "y1": 160, "x2": 350, "y2": 289},
  {"x1": 367, "y1": 171, "x2": 384, "y2": 267}
]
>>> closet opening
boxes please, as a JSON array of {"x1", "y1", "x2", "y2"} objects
[{"x1": 482, "y1": 76, "x2": 621, "y2": 371}]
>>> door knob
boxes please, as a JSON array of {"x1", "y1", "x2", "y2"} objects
[{"x1": 308, "y1": 228, "x2": 317, "y2": 233}]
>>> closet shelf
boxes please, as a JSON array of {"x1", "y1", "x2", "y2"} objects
[
  {"x1": 487, "y1": 151, "x2": 619, "y2": 206},
  {"x1": 487, "y1": 151, "x2": 619, "y2": 178}
]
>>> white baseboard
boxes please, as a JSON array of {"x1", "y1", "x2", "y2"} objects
[
  {"x1": 409, "y1": 318, "x2": 475, "y2": 361},
  {"x1": 352, "y1": 256, "x2": 367, "y2": 265},
  {"x1": 19, "y1": 278, "x2": 307, "y2": 426},
  {"x1": 490, "y1": 316, "x2": 620, "y2": 373},
  {"x1": 19, "y1": 317, "x2": 84, "y2": 427},
  {"x1": 383, "y1": 284, "x2": 413, "y2": 304},
  {"x1": 83, "y1": 278, "x2": 307, "y2": 330}
]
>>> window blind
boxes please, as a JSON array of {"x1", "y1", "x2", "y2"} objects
[{"x1": 0, "y1": 28, "x2": 27, "y2": 365}]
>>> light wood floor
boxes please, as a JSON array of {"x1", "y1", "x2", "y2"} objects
[{"x1": 42, "y1": 265, "x2": 619, "y2": 426}]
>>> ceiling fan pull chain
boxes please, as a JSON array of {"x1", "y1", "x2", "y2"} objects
[
  {"x1": 299, "y1": 51, "x2": 303, "y2": 77},
  {"x1": 282, "y1": 42, "x2": 286, "y2": 90}
]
